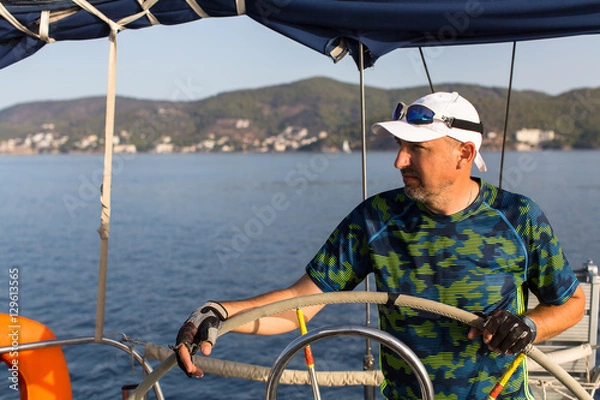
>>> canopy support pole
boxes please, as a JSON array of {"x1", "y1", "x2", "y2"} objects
[
  {"x1": 418, "y1": 48, "x2": 435, "y2": 93},
  {"x1": 359, "y1": 44, "x2": 368, "y2": 203},
  {"x1": 358, "y1": 42, "x2": 376, "y2": 400},
  {"x1": 498, "y1": 42, "x2": 517, "y2": 189},
  {"x1": 95, "y1": 28, "x2": 118, "y2": 341}
]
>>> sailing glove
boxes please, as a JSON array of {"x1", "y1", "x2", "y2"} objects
[
  {"x1": 174, "y1": 301, "x2": 228, "y2": 375},
  {"x1": 483, "y1": 310, "x2": 535, "y2": 354}
]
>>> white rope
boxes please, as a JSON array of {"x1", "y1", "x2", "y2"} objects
[
  {"x1": 144, "y1": 343, "x2": 384, "y2": 386},
  {"x1": 0, "y1": 3, "x2": 55, "y2": 43}
]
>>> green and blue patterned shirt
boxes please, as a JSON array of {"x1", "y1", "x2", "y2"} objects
[{"x1": 306, "y1": 178, "x2": 580, "y2": 399}]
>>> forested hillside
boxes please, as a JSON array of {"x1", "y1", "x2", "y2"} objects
[{"x1": 1, "y1": 77, "x2": 598, "y2": 152}]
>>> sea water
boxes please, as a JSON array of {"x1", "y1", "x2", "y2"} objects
[{"x1": 0, "y1": 150, "x2": 598, "y2": 399}]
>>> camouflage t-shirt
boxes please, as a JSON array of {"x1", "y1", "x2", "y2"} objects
[{"x1": 306, "y1": 178, "x2": 580, "y2": 400}]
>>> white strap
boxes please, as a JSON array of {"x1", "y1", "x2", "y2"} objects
[
  {"x1": 72, "y1": 0, "x2": 123, "y2": 32},
  {"x1": 235, "y1": 0, "x2": 246, "y2": 15},
  {"x1": 119, "y1": 0, "x2": 161, "y2": 26},
  {"x1": 329, "y1": 38, "x2": 349, "y2": 63},
  {"x1": 38, "y1": 10, "x2": 54, "y2": 42},
  {"x1": 0, "y1": 3, "x2": 55, "y2": 42},
  {"x1": 186, "y1": 0, "x2": 246, "y2": 18},
  {"x1": 186, "y1": 0, "x2": 210, "y2": 18},
  {"x1": 0, "y1": 0, "x2": 247, "y2": 46},
  {"x1": 95, "y1": 27, "x2": 118, "y2": 340}
]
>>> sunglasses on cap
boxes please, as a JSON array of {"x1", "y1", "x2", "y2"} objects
[{"x1": 392, "y1": 102, "x2": 484, "y2": 134}]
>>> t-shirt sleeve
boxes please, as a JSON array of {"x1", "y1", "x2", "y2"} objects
[
  {"x1": 520, "y1": 197, "x2": 580, "y2": 305},
  {"x1": 306, "y1": 202, "x2": 373, "y2": 293}
]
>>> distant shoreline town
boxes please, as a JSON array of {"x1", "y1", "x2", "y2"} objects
[
  {"x1": 2, "y1": 80, "x2": 597, "y2": 154},
  {"x1": 0, "y1": 121, "x2": 559, "y2": 155}
]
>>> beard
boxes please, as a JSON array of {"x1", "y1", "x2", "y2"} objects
[
  {"x1": 402, "y1": 168, "x2": 453, "y2": 206},
  {"x1": 404, "y1": 185, "x2": 428, "y2": 203},
  {"x1": 401, "y1": 168, "x2": 428, "y2": 202}
]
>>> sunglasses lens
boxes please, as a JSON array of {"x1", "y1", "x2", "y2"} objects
[
  {"x1": 392, "y1": 102, "x2": 405, "y2": 120},
  {"x1": 406, "y1": 105, "x2": 435, "y2": 125}
]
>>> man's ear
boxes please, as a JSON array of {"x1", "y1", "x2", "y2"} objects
[{"x1": 457, "y1": 142, "x2": 477, "y2": 170}]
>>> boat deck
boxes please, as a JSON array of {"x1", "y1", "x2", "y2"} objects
[{"x1": 528, "y1": 260, "x2": 600, "y2": 399}]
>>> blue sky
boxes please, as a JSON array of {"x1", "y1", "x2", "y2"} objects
[{"x1": 1, "y1": 16, "x2": 600, "y2": 110}]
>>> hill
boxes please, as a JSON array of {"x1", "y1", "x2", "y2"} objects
[{"x1": 0, "y1": 77, "x2": 599, "y2": 153}]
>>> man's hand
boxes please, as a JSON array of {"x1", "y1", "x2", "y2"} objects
[
  {"x1": 468, "y1": 310, "x2": 535, "y2": 355},
  {"x1": 174, "y1": 301, "x2": 228, "y2": 377}
]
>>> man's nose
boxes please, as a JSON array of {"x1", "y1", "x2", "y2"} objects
[{"x1": 394, "y1": 147, "x2": 410, "y2": 169}]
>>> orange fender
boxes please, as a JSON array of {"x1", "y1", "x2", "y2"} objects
[{"x1": 0, "y1": 313, "x2": 72, "y2": 400}]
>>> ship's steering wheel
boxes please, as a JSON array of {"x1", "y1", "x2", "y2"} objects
[
  {"x1": 265, "y1": 323, "x2": 434, "y2": 400},
  {"x1": 128, "y1": 291, "x2": 592, "y2": 400}
]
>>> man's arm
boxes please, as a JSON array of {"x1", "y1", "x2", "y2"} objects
[
  {"x1": 176, "y1": 273, "x2": 324, "y2": 377},
  {"x1": 223, "y1": 273, "x2": 325, "y2": 335},
  {"x1": 526, "y1": 284, "x2": 586, "y2": 343},
  {"x1": 469, "y1": 285, "x2": 586, "y2": 354}
]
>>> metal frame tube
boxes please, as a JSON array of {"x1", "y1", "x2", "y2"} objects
[
  {"x1": 0, "y1": 336, "x2": 164, "y2": 400},
  {"x1": 264, "y1": 324, "x2": 434, "y2": 400}
]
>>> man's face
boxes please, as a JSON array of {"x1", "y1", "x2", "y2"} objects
[{"x1": 393, "y1": 137, "x2": 461, "y2": 205}]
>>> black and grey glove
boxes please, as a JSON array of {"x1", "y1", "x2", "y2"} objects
[
  {"x1": 483, "y1": 310, "x2": 536, "y2": 354},
  {"x1": 174, "y1": 301, "x2": 228, "y2": 375}
]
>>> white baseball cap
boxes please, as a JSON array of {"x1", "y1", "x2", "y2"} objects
[{"x1": 372, "y1": 91, "x2": 487, "y2": 172}]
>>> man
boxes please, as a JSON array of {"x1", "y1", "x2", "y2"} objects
[{"x1": 175, "y1": 92, "x2": 585, "y2": 399}]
